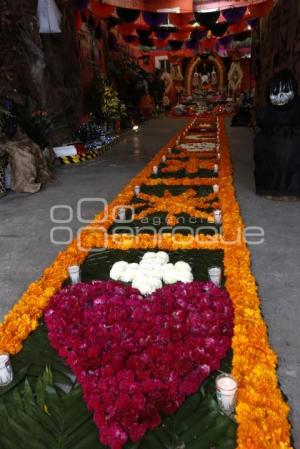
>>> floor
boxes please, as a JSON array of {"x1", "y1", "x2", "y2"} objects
[
  {"x1": 0, "y1": 116, "x2": 299, "y2": 446},
  {"x1": 225, "y1": 119, "x2": 300, "y2": 447}
]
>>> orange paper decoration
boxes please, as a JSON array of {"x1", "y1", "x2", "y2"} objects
[
  {"x1": 90, "y1": 0, "x2": 114, "y2": 18},
  {"x1": 117, "y1": 23, "x2": 136, "y2": 34},
  {"x1": 173, "y1": 30, "x2": 190, "y2": 40},
  {"x1": 155, "y1": 39, "x2": 168, "y2": 49},
  {"x1": 249, "y1": 0, "x2": 273, "y2": 17},
  {"x1": 228, "y1": 20, "x2": 248, "y2": 34},
  {"x1": 169, "y1": 12, "x2": 193, "y2": 27}
]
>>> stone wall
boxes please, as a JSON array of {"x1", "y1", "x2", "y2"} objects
[
  {"x1": 0, "y1": 0, "x2": 82, "y2": 144},
  {"x1": 255, "y1": 0, "x2": 300, "y2": 106}
]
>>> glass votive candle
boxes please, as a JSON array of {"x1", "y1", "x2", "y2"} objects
[
  {"x1": 0, "y1": 354, "x2": 13, "y2": 387},
  {"x1": 118, "y1": 207, "x2": 126, "y2": 221},
  {"x1": 213, "y1": 184, "x2": 219, "y2": 193},
  {"x1": 208, "y1": 266, "x2": 222, "y2": 286},
  {"x1": 68, "y1": 265, "x2": 80, "y2": 285},
  {"x1": 214, "y1": 164, "x2": 219, "y2": 174},
  {"x1": 153, "y1": 165, "x2": 158, "y2": 175},
  {"x1": 216, "y1": 373, "x2": 238, "y2": 415},
  {"x1": 161, "y1": 155, "x2": 166, "y2": 163},
  {"x1": 134, "y1": 185, "x2": 140, "y2": 195},
  {"x1": 214, "y1": 209, "x2": 222, "y2": 225}
]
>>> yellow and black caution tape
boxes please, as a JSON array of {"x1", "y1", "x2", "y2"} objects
[
  {"x1": 59, "y1": 150, "x2": 100, "y2": 165},
  {"x1": 58, "y1": 138, "x2": 120, "y2": 165}
]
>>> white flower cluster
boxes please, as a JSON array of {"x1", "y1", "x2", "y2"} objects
[{"x1": 109, "y1": 251, "x2": 193, "y2": 295}]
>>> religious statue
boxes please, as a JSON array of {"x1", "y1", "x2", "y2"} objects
[
  {"x1": 228, "y1": 61, "x2": 243, "y2": 98},
  {"x1": 254, "y1": 70, "x2": 300, "y2": 198},
  {"x1": 211, "y1": 69, "x2": 217, "y2": 87}
]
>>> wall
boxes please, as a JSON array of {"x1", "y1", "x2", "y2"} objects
[{"x1": 255, "y1": 0, "x2": 300, "y2": 105}]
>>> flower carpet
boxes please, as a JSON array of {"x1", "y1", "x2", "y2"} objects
[{"x1": 0, "y1": 116, "x2": 292, "y2": 449}]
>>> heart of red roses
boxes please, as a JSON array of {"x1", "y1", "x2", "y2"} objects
[{"x1": 45, "y1": 280, "x2": 233, "y2": 449}]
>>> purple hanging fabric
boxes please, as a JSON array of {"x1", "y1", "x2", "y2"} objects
[
  {"x1": 137, "y1": 29, "x2": 152, "y2": 39},
  {"x1": 190, "y1": 29, "x2": 207, "y2": 41},
  {"x1": 185, "y1": 39, "x2": 199, "y2": 50},
  {"x1": 142, "y1": 11, "x2": 168, "y2": 27},
  {"x1": 222, "y1": 7, "x2": 246, "y2": 24},
  {"x1": 116, "y1": 7, "x2": 140, "y2": 23},
  {"x1": 155, "y1": 28, "x2": 171, "y2": 40},
  {"x1": 139, "y1": 37, "x2": 153, "y2": 47},
  {"x1": 248, "y1": 18, "x2": 258, "y2": 29},
  {"x1": 218, "y1": 35, "x2": 233, "y2": 47},
  {"x1": 210, "y1": 22, "x2": 228, "y2": 37},
  {"x1": 194, "y1": 11, "x2": 220, "y2": 28},
  {"x1": 169, "y1": 40, "x2": 183, "y2": 51},
  {"x1": 123, "y1": 35, "x2": 137, "y2": 43}
]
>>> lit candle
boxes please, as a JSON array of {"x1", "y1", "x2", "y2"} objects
[
  {"x1": 134, "y1": 185, "x2": 140, "y2": 195},
  {"x1": 68, "y1": 265, "x2": 80, "y2": 284},
  {"x1": 0, "y1": 354, "x2": 13, "y2": 387},
  {"x1": 118, "y1": 207, "x2": 126, "y2": 221},
  {"x1": 214, "y1": 164, "x2": 219, "y2": 174},
  {"x1": 208, "y1": 266, "x2": 222, "y2": 286},
  {"x1": 213, "y1": 184, "x2": 219, "y2": 193},
  {"x1": 168, "y1": 148, "x2": 172, "y2": 154},
  {"x1": 217, "y1": 153, "x2": 221, "y2": 160},
  {"x1": 153, "y1": 165, "x2": 158, "y2": 175},
  {"x1": 216, "y1": 374, "x2": 238, "y2": 415},
  {"x1": 214, "y1": 209, "x2": 222, "y2": 225},
  {"x1": 162, "y1": 155, "x2": 166, "y2": 163}
]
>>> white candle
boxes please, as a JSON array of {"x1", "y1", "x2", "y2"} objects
[
  {"x1": 214, "y1": 209, "x2": 222, "y2": 225},
  {"x1": 68, "y1": 265, "x2": 80, "y2": 285},
  {"x1": 213, "y1": 184, "x2": 219, "y2": 193},
  {"x1": 216, "y1": 374, "x2": 238, "y2": 415},
  {"x1": 208, "y1": 266, "x2": 222, "y2": 286},
  {"x1": 0, "y1": 354, "x2": 13, "y2": 387},
  {"x1": 153, "y1": 165, "x2": 158, "y2": 175},
  {"x1": 162, "y1": 155, "x2": 166, "y2": 163},
  {"x1": 217, "y1": 152, "x2": 221, "y2": 160},
  {"x1": 214, "y1": 164, "x2": 219, "y2": 174},
  {"x1": 168, "y1": 147, "x2": 172, "y2": 154},
  {"x1": 118, "y1": 207, "x2": 126, "y2": 221},
  {"x1": 134, "y1": 185, "x2": 140, "y2": 195}
]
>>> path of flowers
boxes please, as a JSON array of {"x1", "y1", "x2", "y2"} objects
[{"x1": 0, "y1": 116, "x2": 292, "y2": 449}]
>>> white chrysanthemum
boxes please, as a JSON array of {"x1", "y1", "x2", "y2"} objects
[
  {"x1": 136, "y1": 266, "x2": 148, "y2": 275},
  {"x1": 142, "y1": 252, "x2": 157, "y2": 261},
  {"x1": 177, "y1": 271, "x2": 194, "y2": 283},
  {"x1": 175, "y1": 261, "x2": 192, "y2": 272},
  {"x1": 163, "y1": 263, "x2": 175, "y2": 272},
  {"x1": 110, "y1": 261, "x2": 129, "y2": 280},
  {"x1": 163, "y1": 267, "x2": 179, "y2": 284},
  {"x1": 139, "y1": 260, "x2": 164, "y2": 274},
  {"x1": 132, "y1": 274, "x2": 162, "y2": 295},
  {"x1": 120, "y1": 264, "x2": 139, "y2": 283},
  {"x1": 148, "y1": 276, "x2": 163, "y2": 291},
  {"x1": 156, "y1": 251, "x2": 169, "y2": 264},
  {"x1": 129, "y1": 263, "x2": 139, "y2": 270}
]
